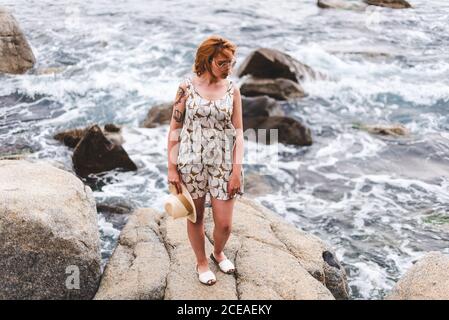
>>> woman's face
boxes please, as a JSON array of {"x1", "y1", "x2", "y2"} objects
[{"x1": 211, "y1": 53, "x2": 236, "y2": 79}]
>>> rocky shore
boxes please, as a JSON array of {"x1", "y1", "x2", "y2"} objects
[
  {"x1": 2, "y1": 1, "x2": 448, "y2": 301},
  {"x1": 2, "y1": 160, "x2": 447, "y2": 300},
  {"x1": 1, "y1": 160, "x2": 349, "y2": 300}
]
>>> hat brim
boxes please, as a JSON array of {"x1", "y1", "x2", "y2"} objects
[{"x1": 169, "y1": 182, "x2": 197, "y2": 223}]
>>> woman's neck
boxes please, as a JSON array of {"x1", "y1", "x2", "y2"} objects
[{"x1": 197, "y1": 73, "x2": 226, "y2": 86}]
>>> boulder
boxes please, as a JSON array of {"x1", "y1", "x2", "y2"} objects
[
  {"x1": 236, "y1": 48, "x2": 322, "y2": 83},
  {"x1": 72, "y1": 125, "x2": 137, "y2": 177},
  {"x1": 241, "y1": 95, "x2": 284, "y2": 118},
  {"x1": 54, "y1": 123, "x2": 124, "y2": 148},
  {"x1": 240, "y1": 77, "x2": 306, "y2": 101},
  {"x1": 142, "y1": 102, "x2": 173, "y2": 128},
  {"x1": 386, "y1": 252, "x2": 449, "y2": 300},
  {"x1": 94, "y1": 209, "x2": 170, "y2": 299},
  {"x1": 364, "y1": 0, "x2": 412, "y2": 9},
  {"x1": 0, "y1": 7, "x2": 35, "y2": 74},
  {"x1": 96, "y1": 202, "x2": 134, "y2": 215},
  {"x1": 245, "y1": 116, "x2": 313, "y2": 146},
  {"x1": 96, "y1": 197, "x2": 348, "y2": 299},
  {"x1": 0, "y1": 160, "x2": 101, "y2": 299},
  {"x1": 54, "y1": 128, "x2": 87, "y2": 148}
]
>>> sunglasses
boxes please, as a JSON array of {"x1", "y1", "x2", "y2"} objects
[{"x1": 214, "y1": 58, "x2": 237, "y2": 69}]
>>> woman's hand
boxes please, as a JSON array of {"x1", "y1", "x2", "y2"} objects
[
  {"x1": 227, "y1": 172, "x2": 242, "y2": 198},
  {"x1": 168, "y1": 167, "x2": 182, "y2": 194}
]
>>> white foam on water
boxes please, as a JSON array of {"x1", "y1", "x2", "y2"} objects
[{"x1": 349, "y1": 260, "x2": 396, "y2": 299}]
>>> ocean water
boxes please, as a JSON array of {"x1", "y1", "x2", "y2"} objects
[{"x1": 1, "y1": 0, "x2": 448, "y2": 299}]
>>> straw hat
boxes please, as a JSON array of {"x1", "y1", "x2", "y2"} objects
[{"x1": 164, "y1": 182, "x2": 197, "y2": 223}]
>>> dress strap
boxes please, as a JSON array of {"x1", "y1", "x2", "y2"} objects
[
  {"x1": 227, "y1": 79, "x2": 234, "y2": 98},
  {"x1": 183, "y1": 76, "x2": 192, "y2": 95}
]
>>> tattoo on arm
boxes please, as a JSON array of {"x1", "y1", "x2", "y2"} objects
[
  {"x1": 172, "y1": 85, "x2": 187, "y2": 123},
  {"x1": 173, "y1": 109, "x2": 185, "y2": 123},
  {"x1": 175, "y1": 86, "x2": 186, "y2": 105}
]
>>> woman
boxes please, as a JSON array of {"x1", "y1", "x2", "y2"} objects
[{"x1": 167, "y1": 35, "x2": 244, "y2": 286}]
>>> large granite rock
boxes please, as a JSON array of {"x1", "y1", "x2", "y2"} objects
[
  {"x1": 95, "y1": 197, "x2": 348, "y2": 300},
  {"x1": 236, "y1": 48, "x2": 322, "y2": 83},
  {"x1": 94, "y1": 209, "x2": 170, "y2": 300},
  {"x1": 0, "y1": 7, "x2": 35, "y2": 74},
  {"x1": 364, "y1": 0, "x2": 412, "y2": 9},
  {"x1": 0, "y1": 160, "x2": 101, "y2": 299},
  {"x1": 386, "y1": 252, "x2": 449, "y2": 300},
  {"x1": 204, "y1": 198, "x2": 349, "y2": 299}
]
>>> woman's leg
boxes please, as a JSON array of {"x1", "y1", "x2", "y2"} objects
[
  {"x1": 210, "y1": 196, "x2": 236, "y2": 261},
  {"x1": 186, "y1": 195, "x2": 209, "y2": 273}
]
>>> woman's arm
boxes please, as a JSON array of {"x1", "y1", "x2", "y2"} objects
[
  {"x1": 231, "y1": 84, "x2": 244, "y2": 177},
  {"x1": 167, "y1": 81, "x2": 188, "y2": 194}
]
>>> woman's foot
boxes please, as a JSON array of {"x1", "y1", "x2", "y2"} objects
[
  {"x1": 211, "y1": 251, "x2": 235, "y2": 274},
  {"x1": 196, "y1": 261, "x2": 216, "y2": 286},
  {"x1": 196, "y1": 261, "x2": 211, "y2": 274}
]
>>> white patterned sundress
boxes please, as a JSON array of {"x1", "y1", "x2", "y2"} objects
[{"x1": 177, "y1": 75, "x2": 244, "y2": 200}]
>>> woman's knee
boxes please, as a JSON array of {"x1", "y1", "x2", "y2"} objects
[{"x1": 217, "y1": 223, "x2": 232, "y2": 235}]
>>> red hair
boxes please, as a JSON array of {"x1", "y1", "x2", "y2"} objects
[{"x1": 192, "y1": 35, "x2": 237, "y2": 84}]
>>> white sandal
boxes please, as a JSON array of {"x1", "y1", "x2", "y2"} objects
[
  {"x1": 196, "y1": 265, "x2": 216, "y2": 286},
  {"x1": 210, "y1": 253, "x2": 235, "y2": 274}
]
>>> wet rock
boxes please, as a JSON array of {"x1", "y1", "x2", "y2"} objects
[
  {"x1": 54, "y1": 124, "x2": 125, "y2": 149},
  {"x1": 355, "y1": 123, "x2": 409, "y2": 136},
  {"x1": 0, "y1": 160, "x2": 101, "y2": 299},
  {"x1": 54, "y1": 128, "x2": 87, "y2": 148},
  {"x1": 245, "y1": 115, "x2": 313, "y2": 146},
  {"x1": 240, "y1": 77, "x2": 306, "y2": 101},
  {"x1": 364, "y1": 0, "x2": 412, "y2": 9},
  {"x1": 318, "y1": 0, "x2": 368, "y2": 10},
  {"x1": 32, "y1": 66, "x2": 65, "y2": 75},
  {"x1": 96, "y1": 202, "x2": 133, "y2": 215},
  {"x1": 236, "y1": 48, "x2": 323, "y2": 83},
  {"x1": 104, "y1": 123, "x2": 121, "y2": 133},
  {"x1": 72, "y1": 125, "x2": 137, "y2": 178},
  {"x1": 0, "y1": 7, "x2": 36, "y2": 74},
  {"x1": 241, "y1": 95, "x2": 284, "y2": 118},
  {"x1": 141, "y1": 102, "x2": 173, "y2": 128},
  {"x1": 242, "y1": 96, "x2": 313, "y2": 146},
  {"x1": 386, "y1": 252, "x2": 449, "y2": 300}
]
